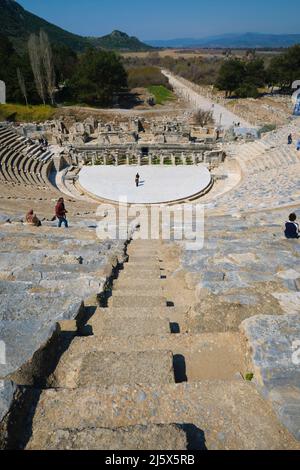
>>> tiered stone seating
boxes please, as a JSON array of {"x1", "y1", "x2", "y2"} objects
[
  {"x1": 180, "y1": 207, "x2": 300, "y2": 440},
  {"x1": 208, "y1": 123, "x2": 300, "y2": 213},
  {"x1": 0, "y1": 125, "x2": 54, "y2": 190},
  {"x1": 0, "y1": 221, "x2": 128, "y2": 382},
  {"x1": 0, "y1": 124, "x2": 104, "y2": 220}
]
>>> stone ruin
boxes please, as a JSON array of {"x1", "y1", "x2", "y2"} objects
[
  {"x1": 14, "y1": 115, "x2": 226, "y2": 169},
  {"x1": 18, "y1": 116, "x2": 222, "y2": 146}
]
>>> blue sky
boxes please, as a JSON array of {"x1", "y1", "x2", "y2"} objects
[{"x1": 17, "y1": 0, "x2": 300, "y2": 40}]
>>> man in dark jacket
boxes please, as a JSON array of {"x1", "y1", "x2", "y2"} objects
[
  {"x1": 285, "y1": 213, "x2": 299, "y2": 239},
  {"x1": 55, "y1": 198, "x2": 68, "y2": 228}
]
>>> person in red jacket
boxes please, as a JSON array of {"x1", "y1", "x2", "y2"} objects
[{"x1": 55, "y1": 197, "x2": 68, "y2": 228}]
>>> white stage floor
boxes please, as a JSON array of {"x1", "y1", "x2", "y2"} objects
[{"x1": 78, "y1": 165, "x2": 212, "y2": 204}]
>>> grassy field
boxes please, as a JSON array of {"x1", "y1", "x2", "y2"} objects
[
  {"x1": 0, "y1": 104, "x2": 55, "y2": 123},
  {"x1": 147, "y1": 85, "x2": 174, "y2": 105},
  {"x1": 122, "y1": 49, "x2": 281, "y2": 60}
]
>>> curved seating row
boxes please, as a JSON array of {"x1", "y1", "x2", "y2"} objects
[
  {"x1": 0, "y1": 125, "x2": 55, "y2": 190},
  {"x1": 207, "y1": 123, "x2": 300, "y2": 213}
]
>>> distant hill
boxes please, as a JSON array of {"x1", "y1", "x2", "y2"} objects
[
  {"x1": 0, "y1": 0, "x2": 153, "y2": 52},
  {"x1": 0, "y1": 0, "x2": 89, "y2": 52},
  {"x1": 89, "y1": 30, "x2": 153, "y2": 51},
  {"x1": 146, "y1": 32, "x2": 300, "y2": 49}
]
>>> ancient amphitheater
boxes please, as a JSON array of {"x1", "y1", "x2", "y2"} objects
[{"x1": 0, "y1": 82, "x2": 300, "y2": 450}]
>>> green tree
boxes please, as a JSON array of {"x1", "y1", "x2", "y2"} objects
[
  {"x1": 69, "y1": 48, "x2": 127, "y2": 106},
  {"x1": 52, "y1": 44, "x2": 78, "y2": 84},
  {"x1": 217, "y1": 57, "x2": 266, "y2": 98},
  {"x1": 267, "y1": 45, "x2": 300, "y2": 89},
  {"x1": 216, "y1": 59, "x2": 246, "y2": 97},
  {"x1": 244, "y1": 59, "x2": 266, "y2": 88}
]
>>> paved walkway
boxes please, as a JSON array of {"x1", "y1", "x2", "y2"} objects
[{"x1": 163, "y1": 70, "x2": 253, "y2": 129}]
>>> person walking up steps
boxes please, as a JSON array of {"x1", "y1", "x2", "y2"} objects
[
  {"x1": 135, "y1": 173, "x2": 140, "y2": 187},
  {"x1": 55, "y1": 197, "x2": 69, "y2": 228}
]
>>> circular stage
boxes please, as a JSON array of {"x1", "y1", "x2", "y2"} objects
[{"x1": 78, "y1": 165, "x2": 212, "y2": 204}]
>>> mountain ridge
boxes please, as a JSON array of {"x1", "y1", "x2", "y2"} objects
[
  {"x1": 89, "y1": 30, "x2": 153, "y2": 51},
  {"x1": 145, "y1": 32, "x2": 300, "y2": 49},
  {"x1": 0, "y1": 0, "x2": 152, "y2": 52}
]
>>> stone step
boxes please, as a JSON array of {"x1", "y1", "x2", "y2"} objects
[
  {"x1": 128, "y1": 255, "x2": 160, "y2": 263},
  {"x1": 124, "y1": 262, "x2": 160, "y2": 271},
  {"x1": 27, "y1": 424, "x2": 187, "y2": 450},
  {"x1": 119, "y1": 270, "x2": 162, "y2": 280},
  {"x1": 127, "y1": 249, "x2": 161, "y2": 255},
  {"x1": 113, "y1": 278, "x2": 163, "y2": 290},
  {"x1": 89, "y1": 312, "x2": 171, "y2": 337},
  {"x1": 129, "y1": 241, "x2": 162, "y2": 247},
  {"x1": 112, "y1": 287, "x2": 163, "y2": 296},
  {"x1": 161, "y1": 280, "x2": 194, "y2": 307},
  {"x1": 106, "y1": 306, "x2": 190, "y2": 322},
  {"x1": 127, "y1": 245, "x2": 160, "y2": 253},
  {"x1": 122, "y1": 265, "x2": 161, "y2": 275},
  {"x1": 111, "y1": 294, "x2": 166, "y2": 309},
  {"x1": 52, "y1": 332, "x2": 246, "y2": 382},
  {"x1": 50, "y1": 350, "x2": 175, "y2": 388},
  {"x1": 27, "y1": 381, "x2": 298, "y2": 450}
]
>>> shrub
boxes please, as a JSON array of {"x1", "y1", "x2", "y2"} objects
[
  {"x1": 0, "y1": 103, "x2": 55, "y2": 122},
  {"x1": 245, "y1": 372, "x2": 254, "y2": 382},
  {"x1": 235, "y1": 83, "x2": 260, "y2": 99},
  {"x1": 193, "y1": 109, "x2": 214, "y2": 126},
  {"x1": 258, "y1": 123, "x2": 277, "y2": 135}
]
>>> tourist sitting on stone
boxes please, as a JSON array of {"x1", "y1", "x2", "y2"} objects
[
  {"x1": 55, "y1": 198, "x2": 69, "y2": 228},
  {"x1": 288, "y1": 134, "x2": 293, "y2": 145},
  {"x1": 284, "y1": 213, "x2": 299, "y2": 239},
  {"x1": 25, "y1": 209, "x2": 42, "y2": 227}
]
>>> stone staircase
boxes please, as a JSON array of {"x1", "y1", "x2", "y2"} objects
[{"x1": 20, "y1": 238, "x2": 299, "y2": 450}]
